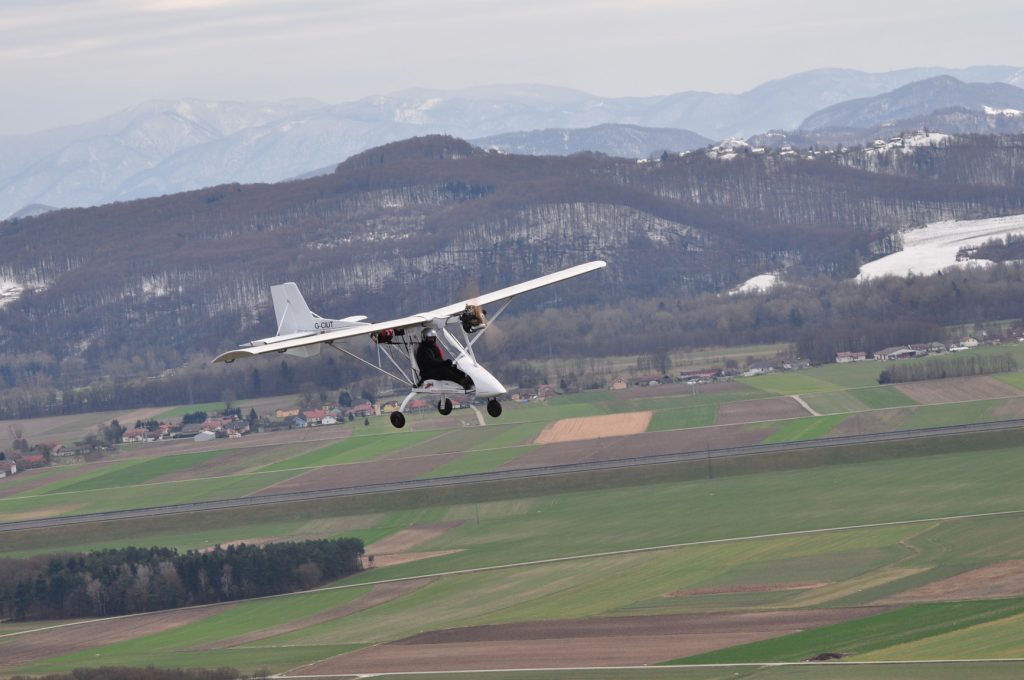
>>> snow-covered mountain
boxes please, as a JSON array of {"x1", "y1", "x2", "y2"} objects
[
  {"x1": 3, "y1": 66, "x2": 1023, "y2": 219},
  {"x1": 800, "y1": 76, "x2": 1024, "y2": 130}
]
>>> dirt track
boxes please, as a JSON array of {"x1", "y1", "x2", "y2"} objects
[{"x1": 295, "y1": 607, "x2": 888, "y2": 674}]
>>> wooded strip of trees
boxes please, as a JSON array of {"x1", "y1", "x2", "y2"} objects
[
  {"x1": 0, "y1": 539, "x2": 363, "y2": 621},
  {"x1": 878, "y1": 353, "x2": 1019, "y2": 384},
  {"x1": 958, "y1": 233, "x2": 1024, "y2": 263}
]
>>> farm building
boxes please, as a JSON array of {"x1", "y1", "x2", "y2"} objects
[
  {"x1": 836, "y1": 351, "x2": 867, "y2": 363},
  {"x1": 743, "y1": 361, "x2": 774, "y2": 376},
  {"x1": 874, "y1": 346, "x2": 917, "y2": 361}
]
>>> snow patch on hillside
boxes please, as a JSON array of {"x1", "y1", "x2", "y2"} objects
[
  {"x1": 730, "y1": 273, "x2": 780, "y2": 295},
  {"x1": 984, "y1": 105, "x2": 1023, "y2": 117},
  {"x1": 857, "y1": 214, "x2": 1024, "y2": 280},
  {"x1": 0, "y1": 278, "x2": 24, "y2": 307}
]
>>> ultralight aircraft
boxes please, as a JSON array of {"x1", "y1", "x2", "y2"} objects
[{"x1": 214, "y1": 261, "x2": 607, "y2": 428}]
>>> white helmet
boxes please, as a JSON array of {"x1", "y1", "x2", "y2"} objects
[{"x1": 423, "y1": 328, "x2": 437, "y2": 339}]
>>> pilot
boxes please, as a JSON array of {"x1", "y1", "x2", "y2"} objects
[{"x1": 416, "y1": 329, "x2": 473, "y2": 390}]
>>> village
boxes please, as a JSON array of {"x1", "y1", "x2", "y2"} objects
[{"x1": 0, "y1": 330, "x2": 1008, "y2": 483}]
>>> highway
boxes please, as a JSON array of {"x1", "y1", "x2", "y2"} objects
[{"x1": 2, "y1": 418, "x2": 1022, "y2": 533}]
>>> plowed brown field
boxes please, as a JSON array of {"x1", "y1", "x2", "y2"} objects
[
  {"x1": 715, "y1": 397, "x2": 808, "y2": 425},
  {"x1": 894, "y1": 376, "x2": 1023, "y2": 404},
  {"x1": 294, "y1": 607, "x2": 888, "y2": 674},
  {"x1": 535, "y1": 412, "x2": 652, "y2": 444},
  {"x1": 880, "y1": 560, "x2": 1024, "y2": 603}
]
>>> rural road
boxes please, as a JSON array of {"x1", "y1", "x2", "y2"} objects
[{"x1": 2, "y1": 418, "x2": 1022, "y2": 533}]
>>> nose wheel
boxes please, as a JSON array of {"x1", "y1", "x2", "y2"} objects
[
  {"x1": 486, "y1": 398, "x2": 502, "y2": 418},
  {"x1": 438, "y1": 398, "x2": 453, "y2": 415},
  {"x1": 390, "y1": 411, "x2": 406, "y2": 429}
]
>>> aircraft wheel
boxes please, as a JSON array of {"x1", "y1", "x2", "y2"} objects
[
  {"x1": 438, "y1": 398, "x2": 453, "y2": 416},
  {"x1": 390, "y1": 411, "x2": 406, "y2": 429},
  {"x1": 486, "y1": 398, "x2": 503, "y2": 418}
]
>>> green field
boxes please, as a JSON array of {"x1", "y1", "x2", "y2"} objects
[
  {"x1": 996, "y1": 372, "x2": 1024, "y2": 390},
  {"x1": 0, "y1": 468, "x2": 302, "y2": 519},
  {"x1": 670, "y1": 599, "x2": 1024, "y2": 664},
  {"x1": 153, "y1": 401, "x2": 233, "y2": 420},
  {"x1": 759, "y1": 414, "x2": 850, "y2": 443},
  {"x1": 41, "y1": 449, "x2": 227, "y2": 493},
  {"x1": 6, "y1": 426, "x2": 1024, "y2": 675},
  {"x1": 420, "y1": 446, "x2": 535, "y2": 478},
  {"x1": 9, "y1": 584, "x2": 371, "y2": 675},
  {"x1": 5, "y1": 367, "x2": 1023, "y2": 525},
  {"x1": 903, "y1": 399, "x2": 1009, "y2": 429},
  {"x1": 7, "y1": 363, "x2": 1024, "y2": 677},
  {"x1": 739, "y1": 372, "x2": 839, "y2": 394},
  {"x1": 6, "y1": 438, "x2": 1024, "y2": 675},
  {"x1": 259, "y1": 430, "x2": 441, "y2": 471},
  {"x1": 852, "y1": 386, "x2": 919, "y2": 409}
]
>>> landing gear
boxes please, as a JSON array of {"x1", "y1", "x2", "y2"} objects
[
  {"x1": 438, "y1": 398, "x2": 453, "y2": 415},
  {"x1": 390, "y1": 411, "x2": 406, "y2": 429},
  {"x1": 486, "y1": 398, "x2": 503, "y2": 418}
]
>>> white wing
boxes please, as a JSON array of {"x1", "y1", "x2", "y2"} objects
[
  {"x1": 213, "y1": 260, "x2": 606, "y2": 363},
  {"x1": 422, "y1": 260, "x2": 607, "y2": 318}
]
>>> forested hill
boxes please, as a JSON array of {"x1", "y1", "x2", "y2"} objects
[{"x1": 1, "y1": 134, "x2": 1024, "y2": 388}]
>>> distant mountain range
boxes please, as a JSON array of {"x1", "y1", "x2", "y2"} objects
[
  {"x1": 472, "y1": 124, "x2": 712, "y2": 157},
  {"x1": 4, "y1": 132, "x2": 1024, "y2": 365},
  {"x1": 800, "y1": 76, "x2": 1024, "y2": 129},
  {"x1": 1, "y1": 65, "x2": 1023, "y2": 218}
]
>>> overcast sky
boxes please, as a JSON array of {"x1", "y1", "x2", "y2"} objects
[{"x1": 3, "y1": 0, "x2": 1023, "y2": 134}]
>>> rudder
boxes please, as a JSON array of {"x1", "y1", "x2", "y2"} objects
[{"x1": 271, "y1": 283, "x2": 316, "y2": 335}]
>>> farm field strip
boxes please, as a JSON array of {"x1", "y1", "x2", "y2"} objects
[
  {"x1": 9, "y1": 507, "x2": 1024, "y2": 675},
  {"x1": 671, "y1": 599, "x2": 1024, "y2": 665},
  {"x1": 0, "y1": 469, "x2": 304, "y2": 519},
  {"x1": 5, "y1": 419, "x2": 1024, "y2": 530},
  {"x1": 8, "y1": 438, "x2": 1024, "y2": 674},
  {"x1": 419, "y1": 447, "x2": 538, "y2": 479},
  {"x1": 272, "y1": 661, "x2": 1024, "y2": 680},
  {"x1": 259, "y1": 430, "x2": 447, "y2": 471},
  {"x1": 6, "y1": 377, "x2": 1024, "y2": 524}
]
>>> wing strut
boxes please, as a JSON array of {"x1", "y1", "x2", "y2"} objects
[
  {"x1": 450, "y1": 298, "x2": 514, "y2": 365},
  {"x1": 327, "y1": 344, "x2": 414, "y2": 386}
]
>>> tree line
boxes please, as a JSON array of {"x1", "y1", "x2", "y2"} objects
[
  {"x1": 4, "y1": 262, "x2": 1024, "y2": 418},
  {"x1": 878, "y1": 353, "x2": 1019, "y2": 384},
  {"x1": 0, "y1": 538, "x2": 363, "y2": 621},
  {"x1": 958, "y1": 233, "x2": 1024, "y2": 263}
]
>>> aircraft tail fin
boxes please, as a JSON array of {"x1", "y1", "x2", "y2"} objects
[{"x1": 271, "y1": 283, "x2": 317, "y2": 336}]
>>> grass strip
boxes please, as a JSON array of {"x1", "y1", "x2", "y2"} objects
[{"x1": 666, "y1": 598, "x2": 1024, "y2": 664}]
